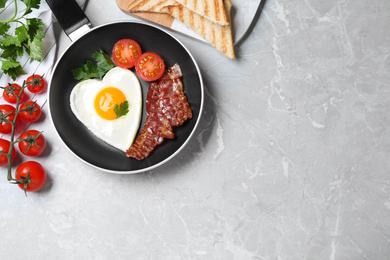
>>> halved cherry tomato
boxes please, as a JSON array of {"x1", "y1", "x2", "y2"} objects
[
  {"x1": 0, "y1": 104, "x2": 20, "y2": 134},
  {"x1": 135, "y1": 52, "x2": 165, "y2": 82},
  {"x1": 112, "y1": 39, "x2": 142, "y2": 69},
  {"x1": 2, "y1": 83, "x2": 25, "y2": 104},
  {"x1": 19, "y1": 101, "x2": 42, "y2": 122},
  {"x1": 18, "y1": 130, "x2": 46, "y2": 157},
  {"x1": 26, "y1": 74, "x2": 46, "y2": 94},
  {"x1": 0, "y1": 138, "x2": 16, "y2": 167},
  {"x1": 15, "y1": 161, "x2": 47, "y2": 195}
]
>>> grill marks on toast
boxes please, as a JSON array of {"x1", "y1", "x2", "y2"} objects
[
  {"x1": 127, "y1": 0, "x2": 177, "y2": 12},
  {"x1": 161, "y1": 0, "x2": 235, "y2": 59},
  {"x1": 175, "y1": 0, "x2": 228, "y2": 25},
  {"x1": 125, "y1": 0, "x2": 235, "y2": 59}
]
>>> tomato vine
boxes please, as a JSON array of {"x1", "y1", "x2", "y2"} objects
[
  {"x1": 0, "y1": 79, "x2": 46, "y2": 196},
  {"x1": 0, "y1": 80, "x2": 26, "y2": 181}
]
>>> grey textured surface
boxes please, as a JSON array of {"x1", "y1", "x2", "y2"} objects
[{"x1": 1, "y1": 0, "x2": 389, "y2": 259}]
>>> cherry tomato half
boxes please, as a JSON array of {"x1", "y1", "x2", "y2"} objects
[
  {"x1": 2, "y1": 83, "x2": 25, "y2": 104},
  {"x1": 0, "y1": 104, "x2": 20, "y2": 134},
  {"x1": 112, "y1": 39, "x2": 142, "y2": 69},
  {"x1": 15, "y1": 161, "x2": 47, "y2": 194},
  {"x1": 19, "y1": 101, "x2": 42, "y2": 122},
  {"x1": 18, "y1": 130, "x2": 46, "y2": 157},
  {"x1": 26, "y1": 74, "x2": 46, "y2": 94},
  {"x1": 0, "y1": 138, "x2": 16, "y2": 167},
  {"x1": 135, "y1": 52, "x2": 165, "y2": 82}
]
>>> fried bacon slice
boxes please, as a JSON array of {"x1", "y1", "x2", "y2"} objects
[
  {"x1": 145, "y1": 82, "x2": 175, "y2": 139},
  {"x1": 126, "y1": 63, "x2": 192, "y2": 160},
  {"x1": 156, "y1": 65, "x2": 193, "y2": 126},
  {"x1": 124, "y1": 114, "x2": 167, "y2": 161}
]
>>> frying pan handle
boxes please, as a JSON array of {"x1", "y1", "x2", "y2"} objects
[{"x1": 46, "y1": 0, "x2": 92, "y2": 41}]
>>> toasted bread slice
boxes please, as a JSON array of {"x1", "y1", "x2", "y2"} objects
[
  {"x1": 173, "y1": 0, "x2": 229, "y2": 25},
  {"x1": 126, "y1": 0, "x2": 177, "y2": 12},
  {"x1": 161, "y1": 0, "x2": 235, "y2": 59}
]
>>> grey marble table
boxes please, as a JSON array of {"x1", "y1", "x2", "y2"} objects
[{"x1": 1, "y1": 0, "x2": 389, "y2": 259}]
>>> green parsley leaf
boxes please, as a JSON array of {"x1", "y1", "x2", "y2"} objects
[
  {"x1": 22, "y1": 0, "x2": 41, "y2": 10},
  {"x1": 28, "y1": 34, "x2": 43, "y2": 61},
  {"x1": 0, "y1": 23, "x2": 10, "y2": 35},
  {"x1": 26, "y1": 18, "x2": 44, "y2": 39},
  {"x1": 26, "y1": 18, "x2": 45, "y2": 61},
  {"x1": 1, "y1": 58, "x2": 25, "y2": 80},
  {"x1": 1, "y1": 43, "x2": 24, "y2": 60},
  {"x1": 72, "y1": 49, "x2": 115, "y2": 82},
  {"x1": 0, "y1": 0, "x2": 7, "y2": 8},
  {"x1": 91, "y1": 49, "x2": 115, "y2": 78},
  {"x1": 0, "y1": 0, "x2": 44, "y2": 79},
  {"x1": 72, "y1": 60, "x2": 99, "y2": 81},
  {"x1": 21, "y1": 0, "x2": 40, "y2": 15},
  {"x1": 1, "y1": 57, "x2": 23, "y2": 70},
  {"x1": 114, "y1": 101, "x2": 129, "y2": 119},
  {"x1": 15, "y1": 25, "x2": 28, "y2": 44},
  {"x1": 1, "y1": 35, "x2": 21, "y2": 47}
]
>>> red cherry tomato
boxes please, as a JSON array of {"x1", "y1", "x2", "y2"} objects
[
  {"x1": 135, "y1": 52, "x2": 165, "y2": 82},
  {"x1": 112, "y1": 39, "x2": 142, "y2": 69},
  {"x1": 18, "y1": 130, "x2": 46, "y2": 157},
  {"x1": 0, "y1": 104, "x2": 20, "y2": 134},
  {"x1": 19, "y1": 101, "x2": 42, "y2": 122},
  {"x1": 2, "y1": 83, "x2": 25, "y2": 104},
  {"x1": 15, "y1": 161, "x2": 47, "y2": 194},
  {"x1": 0, "y1": 138, "x2": 16, "y2": 167},
  {"x1": 26, "y1": 74, "x2": 46, "y2": 94}
]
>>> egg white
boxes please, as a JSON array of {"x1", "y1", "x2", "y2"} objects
[{"x1": 70, "y1": 67, "x2": 142, "y2": 152}]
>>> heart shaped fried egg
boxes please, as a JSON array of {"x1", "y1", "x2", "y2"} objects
[{"x1": 70, "y1": 67, "x2": 142, "y2": 152}]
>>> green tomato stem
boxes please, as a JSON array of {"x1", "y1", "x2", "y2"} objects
[{"x1": 6, "y1": 81, "x2": 27, "y2": 181}]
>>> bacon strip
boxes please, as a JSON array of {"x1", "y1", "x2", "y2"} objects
[
  {"x1": 146, "y1": 82, "x2": 175, "y2": 139},
  {"x1": 124, "y1": 116, "x2": 165, "y2": 161},
  {"x1": 156, "y1": 65, "x2": 193, "y2": 126},
  {"x1": 126, "y1": 63, "x2": 192, "y2": 160}
]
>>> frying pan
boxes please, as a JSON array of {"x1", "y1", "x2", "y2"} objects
[{"x1": 46, "y1": 0, "x2": 204, "y2": 173}]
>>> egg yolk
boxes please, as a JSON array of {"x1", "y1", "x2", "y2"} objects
[{"x1": 94, "y1": 87, "x2": 126, "y2": 120}]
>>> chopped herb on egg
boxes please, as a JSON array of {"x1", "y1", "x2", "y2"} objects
[{"x1": 114, "y1": 101, "x2": 129, "y2": 118}]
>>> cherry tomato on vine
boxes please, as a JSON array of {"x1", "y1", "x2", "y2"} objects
[
  {"x1": 0, "y1": 138, "x2": 16, "y2": 167},
  {"x1": 0, "y1": 104, "x2": 20, "y2": 134},
  {"x1": 18, "y1": 130, "x2": 46, "y2": 157},
  {"x1": 19, "y1": 101, "x2": 42, "y2": 122},
  {"x1": 26, "y1": 74, "x2": 46, "y2": 94},
  {"x1": 112, "y1": 39, "x2": 142, "y2": 69},
  {"x1": 2, "y1": 83, "x2": 25, "y2": 104},
  {"x1": 15, "y1": 161, "x2": 47, "y2": 195},
  {"x1": 135, "y1": 52, "x2": 165, "y2": 82}
]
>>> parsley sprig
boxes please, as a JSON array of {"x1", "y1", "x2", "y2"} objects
[
  {"x1": 114, "y1": 101, "x2": 129, "y2": 118},
  {"x1": 72, "y1": 50, "x2": 129, "y2": 118},
  {"x1": 72, "y1": 49, "x2": 115, "y2": 81},
  {"x1": 0, "y1": 0, "x2": 45, "y2": 80}
]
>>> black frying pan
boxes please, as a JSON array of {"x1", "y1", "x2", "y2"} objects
[{"x1": 47, "y1": 0, "x2": 204, "y2": 173}]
